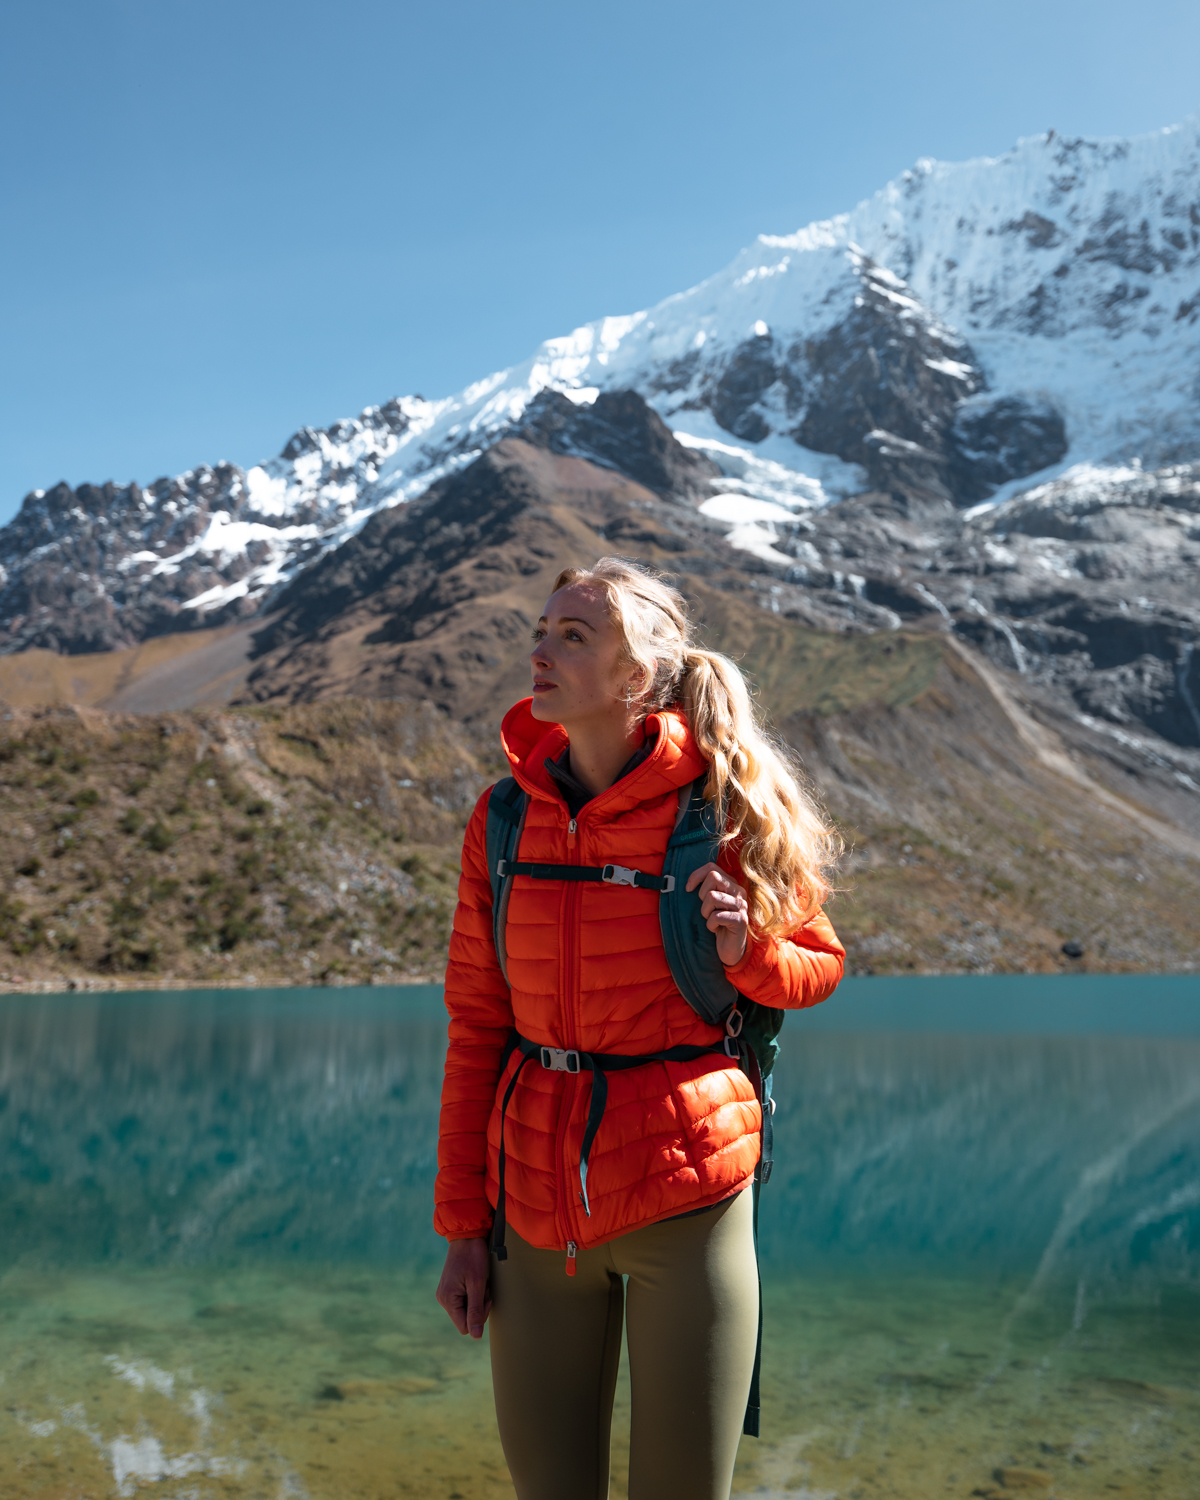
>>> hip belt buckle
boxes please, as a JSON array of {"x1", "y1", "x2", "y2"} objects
[
  {"x1": 601, "y1": 864, "x2": 638, "y2": 887},
  {"x1": 540, "y1": 1046, "x2": 581, "y2": 1073}
]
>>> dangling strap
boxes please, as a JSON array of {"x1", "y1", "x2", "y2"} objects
[
  {"x1": 574, "y1": 1039, "x2": 738, "y2": 1215},
  {"x1": 740, "y1": 1042, "x2": 774, "y2": 1185},
  {"x1": 743, "y1": 1176, "x2": 764, "y2": 1437},
  {"x1": 490, "y1": 1032, "x2": 532, "y2": 1262}
]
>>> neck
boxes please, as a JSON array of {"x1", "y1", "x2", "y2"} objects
[{"x1": 561, "y1": 709, "x2": 647, "y2": 798}]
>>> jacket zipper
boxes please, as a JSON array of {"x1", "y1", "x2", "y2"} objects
[{"x1": 554, "y1": 812, "x2": 582, "y2": 1256}]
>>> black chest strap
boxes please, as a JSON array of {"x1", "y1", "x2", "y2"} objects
[{"x1": 497, "y1": 859, "x2": 675, "y2": 892}]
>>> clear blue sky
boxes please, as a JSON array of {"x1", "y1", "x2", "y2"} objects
[{"x1": 1, "y1": 0, "x2": 1198, "y2": 523}]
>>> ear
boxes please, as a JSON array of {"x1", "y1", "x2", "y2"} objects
[{"x1": 625, "y1": 659, "x2": 656, "y2": 697}]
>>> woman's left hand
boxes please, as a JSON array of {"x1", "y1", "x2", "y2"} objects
[{"x1": 685, "y1": 862, "x2": 750, "y2": 967}]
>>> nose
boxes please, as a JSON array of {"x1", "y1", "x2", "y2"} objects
[{"x1": 531, "y1": 637, "x2": 552, "y2": 669}]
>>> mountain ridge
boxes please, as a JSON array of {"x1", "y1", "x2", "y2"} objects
[{"x1": 5, "y1": 113, "x2": 1198, "y2": 655}]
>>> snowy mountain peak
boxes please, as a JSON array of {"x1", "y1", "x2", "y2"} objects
[
  {"x1": 2, "y1": 114, "x2": 1198, "y2": 657},
  {"x1": 855, "y1": 112, "x2": 1200, "y2": 343}
]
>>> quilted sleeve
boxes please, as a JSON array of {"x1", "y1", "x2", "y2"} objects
[
  {"x1": 722, "y1": 906, "x2": 845, "y2": 1011},
  {"x1": 433, "y1": 787, "x2": 515, "y2": 1241},
  {"x1": 717, "y1": 845, "x2": 845, "y2": 1010}
]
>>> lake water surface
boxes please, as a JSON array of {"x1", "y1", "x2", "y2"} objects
[{"x1": 1, "y1": 976, "x2": 1198, "y2": 1499}]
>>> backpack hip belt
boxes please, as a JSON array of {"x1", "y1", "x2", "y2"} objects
[{"x1": 490, "y1": 1029, "x2": 744, "y2": 1262}]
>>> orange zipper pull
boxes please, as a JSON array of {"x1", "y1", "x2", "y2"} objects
[
  {"x1": 567, "y1": 818, "x2": 577, "y2": 851},
  {"x1": 565, "y1": 1240, "x2": 577, "y2": 1276}
]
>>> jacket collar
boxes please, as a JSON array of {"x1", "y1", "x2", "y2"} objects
[{"x1": 499, "y1": 697, "x2": 707, "y2": 814}]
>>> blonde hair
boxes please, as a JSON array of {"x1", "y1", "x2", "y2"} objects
[{"x1": 552, "y1": 558, "x2": 841, "y2": 934}]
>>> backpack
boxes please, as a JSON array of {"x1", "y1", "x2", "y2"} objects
[{"x1": 484, "y1": 773, "x2": 782, "y2": 1436}]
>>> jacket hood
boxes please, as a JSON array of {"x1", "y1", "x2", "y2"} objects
[{"x1": 500, "y1": 697, "x2": 707, "y2": 815}]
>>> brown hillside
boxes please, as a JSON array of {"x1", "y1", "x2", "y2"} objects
[
  {"x1": 0, "y1": 622, "x2": 255, "y2": 712},
  {"x1": 1, "y1": 643, "x2": 1196, "y2": 991},
  {"x1": 239, "y1": 438, "x2": 719, "y2": 718},
  {"x1": 784, "y1": 643, "x2": 1200, "y2": 973}
]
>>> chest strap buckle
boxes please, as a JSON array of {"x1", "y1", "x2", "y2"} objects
[
  {"x1": 540, "y1": 1046, "x2": 581, "y2": 1073},
  {"x1": 602, "y1": 864, "x2": 676, "y2": 893}
]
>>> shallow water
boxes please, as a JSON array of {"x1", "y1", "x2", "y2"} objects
[{"x1": 1, "y1": 978, "x2": 1198, "y2": 1498}]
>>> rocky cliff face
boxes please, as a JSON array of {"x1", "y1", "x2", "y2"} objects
[
  {"x1": 0, "y1": 400, "x2": 418, "y2": 654},
  {"x1": 731, "y1": 457, "x2": 1200, "y2": 753}
]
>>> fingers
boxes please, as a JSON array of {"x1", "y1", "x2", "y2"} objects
[
  {"x1": 686, "y1": 864, "x2": 748, "y2": 911},
  {"x1": 705, "y1": 904, "x2": 747, "y2": 932},
  {"x1": 685, "y1": 861, "x2": 723, "y2": 894},
  {"x1": 436, "y1": 1239, "x2": 492, "y2": 1338},
  {"x1": 435, "y1": 1270, "x2": 469, "y2": 1336},
  {"x1": 700, "y1": 881, "x2": 748, "y2": 925},
  {"x1": 684, "y1": 862, "x2": 750, "y2": 967},
  {"x1": 465, "y1": 1273, "x2": 491, "y2": 1340},
  {"x1": 701, "y1": 888, "x2": 745, "y2": 921}
]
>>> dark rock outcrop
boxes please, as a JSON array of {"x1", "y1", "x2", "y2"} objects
[
  {"x1": 710, "y1": 331, "x2": 798, "y2": 443},
  {"x1": 791, "y1": 259, "x2": 983, "y2": 500},
  {"x1": 514, "y1": 388, "x2": 720, "y2": 499},
  {"x1": 949, "y1": 397, "x2": 1069, "y2": 499},
  {"x1": 694, "y1": 256, "x2": 1068, "y2": 508},
  {"x1": 0, "y1": 468, "x2": 260, "y2": 654}
]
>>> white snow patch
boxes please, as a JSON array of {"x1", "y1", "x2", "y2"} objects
[
  {"x1": 700, "y1": 494, "x2": 801, "y2": 526},
  {"x1": 671, "y1": 421, "x2": 865, "y2": 508},
  {"x1": 925, "y1": 356, "x2": 976, "y2": 380}
]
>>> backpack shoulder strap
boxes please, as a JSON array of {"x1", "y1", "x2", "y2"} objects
[
  {"x1": 659, "y1": 778, "x2": 741, "y2": 1028},
  {"x1": 660, "y1": 779, "x2": 786, "y2": 1081},
  {"x1": 485, "y1": 777, "x2": 527, "y2": 987}
]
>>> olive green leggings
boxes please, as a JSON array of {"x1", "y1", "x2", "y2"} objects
[{"x1": 488, "y1": 1188, "x2": 758, "y2": 1500}]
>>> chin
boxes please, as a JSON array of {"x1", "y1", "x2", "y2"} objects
[{"x1": 529, "y1": 693, "x2": 558, "y2": 721}]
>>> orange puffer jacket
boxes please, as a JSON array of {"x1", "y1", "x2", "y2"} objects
[{"x1": 433, "y1": 699, "x2": 845, "y2": 1252}]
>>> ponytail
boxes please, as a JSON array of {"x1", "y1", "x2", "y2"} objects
[{"x1": 552, "y1": 559, "x2": 841, "y2": 934}]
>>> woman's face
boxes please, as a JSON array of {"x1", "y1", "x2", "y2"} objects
[{"x1": 529, "y1": 583, "x2": 641, "y2": 727}]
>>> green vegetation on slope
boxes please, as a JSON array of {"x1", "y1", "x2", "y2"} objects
[
  {"x1": 700, "y1": 609, "x2": 946, "y2": 720},
  {"x1": 0, "y1": 701, "x2": 498, "y2": 989}
]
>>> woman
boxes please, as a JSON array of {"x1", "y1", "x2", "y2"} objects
[{"x1": 434, "y1": 558, "x2": 844, "y2": 1500}]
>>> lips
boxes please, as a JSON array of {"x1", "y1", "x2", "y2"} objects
[{"x1": 532, "y1": 679, "x2": 556, "y2": 693}]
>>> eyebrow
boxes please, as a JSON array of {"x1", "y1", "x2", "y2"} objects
[{"x1": 537, "y1": 616, "x2": 596, "y2": 629}]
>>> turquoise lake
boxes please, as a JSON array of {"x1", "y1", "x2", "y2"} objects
[{"x1": 1, "y1": 975, "x2": 1198, "y2": 1499}]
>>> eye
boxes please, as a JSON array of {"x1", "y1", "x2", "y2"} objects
[
  {"x1": 531, "y1": 628, "x2": 545, "y2": 642},
  {"x1": 564, "y1": 629, "x2": 583, "y2": 642}
]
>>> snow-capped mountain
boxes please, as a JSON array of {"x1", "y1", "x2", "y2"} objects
[
  {"x1": 362, "y1": 110, "x2": 1200, "y2": 502},
  {"x1": 2, "y1": 113, "x2": 1198, "y2": 660}
]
